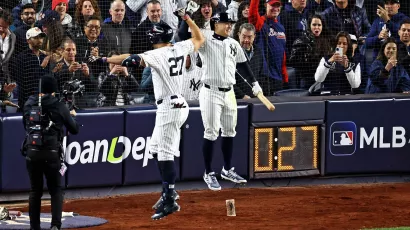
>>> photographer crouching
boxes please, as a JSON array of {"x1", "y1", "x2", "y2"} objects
[{"x1": 22, "y1": 75, "x2": 80, "y2": 230}]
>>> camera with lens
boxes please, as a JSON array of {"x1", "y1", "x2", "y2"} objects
[
  {"x1": 62, "y1": 79, "x2": 85, "y2": 96},
  {"x1": 60, "y1": 79, "x2": 85, "y2": 110}
]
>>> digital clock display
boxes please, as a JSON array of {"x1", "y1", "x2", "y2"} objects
[{"x1": 254, "y1": 126, "x2": 319, "y2": 174}]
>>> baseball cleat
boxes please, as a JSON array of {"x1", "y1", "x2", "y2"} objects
[
  {"x1": 151, "y1": 200, "x2": 180, "y2": 220},
  {"x1": 152, "y1": 190, "x2": 180, "y2": 210},
  {"x1": 221, "y1": 167, "x2": 247, "y2": 184},
  {"x1": 203, "y1": 172, "x2": 221, "y2": 191}
]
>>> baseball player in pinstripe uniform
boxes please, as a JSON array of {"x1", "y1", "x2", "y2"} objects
[
  {"x1": 199, "y1": 12, "x2": 263, "y2": 191},
  {"x1": 182, "y1": 52, "x2": 203, "y2": 100},
  {"x1": 93, "y1": 7, "x2": 204, "y2": 219}
]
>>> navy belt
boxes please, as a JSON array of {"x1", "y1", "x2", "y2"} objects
[
  {"x1": 157, "y1": 95, "x2": 178, "y2": 105},
  {"x1": 204, "y1": 84, "x2": 231, "y2": 92}
]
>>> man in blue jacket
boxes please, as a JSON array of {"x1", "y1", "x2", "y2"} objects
[
  {"x1": 365, "y1": 0, "x2": 409, "y2": 60},
  {"x1": 280, "y1": 0, "x2": 310, "y2": 57},
  {"x1": 321, "y1": 0, "x2": 371, "y2": 40}
]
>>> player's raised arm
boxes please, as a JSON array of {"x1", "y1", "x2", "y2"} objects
[
  {"x1": 186, "y1": 17, "x2": 205, "y2": 51},
  {"x1": 92, "y1": 54, "x2": 146, "y2": 68},
  {"x1": 176, "y1": 1, "x2": 204, "y2": 51}
]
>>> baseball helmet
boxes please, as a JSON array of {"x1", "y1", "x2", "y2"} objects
[
  {"x1": 210, "y1": 12, "x2": 236, "y2": 31},
  {"x1": 146, "y1": 22, "x2": 174, "y2": 45}
]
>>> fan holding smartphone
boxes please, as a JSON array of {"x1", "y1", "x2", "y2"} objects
[
  {"x1": 312, "y1": 31, "x2": 361, "y2": 95},
  {"x1": 331, "y1": 46, "x2": 349, "y2": 68}
]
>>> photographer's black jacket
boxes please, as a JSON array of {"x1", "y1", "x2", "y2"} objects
[
  {"x1": 23, "y1": 95, "x2": 80, "y2": 148},
  {"x1": 54, "y1": 61, "x2": 97, "y2": 93}
]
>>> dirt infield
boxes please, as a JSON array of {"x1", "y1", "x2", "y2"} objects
[{"x1": 15, "y1": 182, "x2": 410, "y2": 230}]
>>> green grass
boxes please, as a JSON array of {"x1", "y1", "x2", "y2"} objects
[{"x1": 362, "y1": 227, "x2": 410, "y2": 230}]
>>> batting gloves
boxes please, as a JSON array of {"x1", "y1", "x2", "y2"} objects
[
  {"x1": 88, "y1": 56, "x2": 107, "y2": 64},
  {"x1": 252, "y1": 81, "x2": 263, "y2": 96},
  {"x1": 171, "y1": 98, "x2": 186, "y2": 108},
  {"x1": 121, "y1": 54, "x2": 141, "y2": 68},
  {"x1": 175, "y1": 1, "x2": 200, "y2": 21},
  {"x1": 186, "y1": 1, "x2": 200, "y2": 15}
]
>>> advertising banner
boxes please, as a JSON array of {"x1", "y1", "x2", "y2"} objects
[
  {"x1": 180, "y1": 105, "x2": 249, "y2": 180},
  {"x1": 122, "y1": 108, "x2": 181, "y2": 185},
  {"x1": 0, "y1": 115, "x2": 32, "y2": 191},
  {"x1": 64, "y1": 110, "x2": 125, "y2": 188},
  {"x1": 326, "y1": 99, "x2": 410, "y2": 174},
  {"x1": 0, "y1": 115, "x2": 61, "y2": 191}
]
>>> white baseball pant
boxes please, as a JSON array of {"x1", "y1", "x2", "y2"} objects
[
  {"x1": 149, "y1": 97, "x2": 189, "y2": 161},
  {"x1": 199, "y1": 85, "x2": 237, "y2": 141}
]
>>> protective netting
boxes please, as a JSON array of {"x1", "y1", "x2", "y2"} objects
[{"x1": 0, "y1": 0, "x2": 409, "y2": 110}]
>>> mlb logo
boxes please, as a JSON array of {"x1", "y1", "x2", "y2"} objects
[
  {"x1": 329, "y1": 121, "x2": 357, "y2": 156},
  {"x1": 333, "y1": 131, "x2": 353, "y2": 146}
]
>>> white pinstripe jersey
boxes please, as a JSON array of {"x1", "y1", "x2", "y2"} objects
[
  {"x1": 182, "y1": 52, "x2": 203, "y2": 100},
  {"x1": 199, "y1": 30, "x2": 247, "y2": 88},
  {"x1": 139, "y1": 40, "x2": 194, "y2": 100}
]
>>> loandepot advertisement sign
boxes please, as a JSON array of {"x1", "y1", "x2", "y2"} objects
[{"x1": 62, "y1": 136, "x2": 172, "y2": 167}]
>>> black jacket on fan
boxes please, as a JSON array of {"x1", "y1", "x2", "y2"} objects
[
  {"x1": 234, "y1": 46, "x2": 265, "y2": 99},
  {"x1": 23, "y1": 94, "x2": 79, "y2": 149},
  {"x1": 97, "y1": 71, "x2": 139, "y2": 107},
  {"x1": 289, "y1": 31, "x2": 330, "y2": 89},
  {"x1": 73, "y1": 35, "x2": 111, "y2": 75},
  {"x1": 12, "y1": 49, "x2": 49, "y2": 110},
  {"x1": 102, "y1": 19, "x2": 133, "y2": 54}
]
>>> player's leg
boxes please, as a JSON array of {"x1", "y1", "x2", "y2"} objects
[
  {"x1": 220, "y1": 90, "x2": 247, "y2": 184},
  {"x1": 151, "y1": 108, "x2": 184, "y2": 220},
  {"x1": 150, "y1": 110, "x2": 180, "y2": 211},
  {"x1": 152, "y1": 104, "x2": 189, "y2": 210},
  {"x1": 199, "y1": 87, "x2": 223, "y2": 191}
]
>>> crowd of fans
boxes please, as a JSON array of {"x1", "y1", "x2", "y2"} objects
[{"x1": 0, "y1": 0, "x2": 410, "y2": 111}]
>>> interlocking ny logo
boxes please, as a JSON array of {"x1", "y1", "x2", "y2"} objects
[
  {"x1": 190, "y1": 79, "x2": 201, "y2": 91},
  {"x1": 229, "y1": 44, "x2": 237, "y2": 57}
]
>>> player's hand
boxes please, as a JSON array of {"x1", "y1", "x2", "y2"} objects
[
  {"x1": 3, "y1": 83, "x2": 16, "y2": 93},
  {"x1": 88, "y1": 56, "x2": 107, "y2": 64},
  {"x1": 186, "y1": 1, "x2": 200, "y2": 15},
  {"x1": 121, "y1": 54, "x2": 141, "y2": 68},
  {"x1": 252, "y1": 81, "x2": 263, "y2": 96},
  {"x1": 171, "y1": 98, "x2": 186, "y2": 108},
  {"x1": 243, "y1": 95, "x2": 251, "y2": 99}
]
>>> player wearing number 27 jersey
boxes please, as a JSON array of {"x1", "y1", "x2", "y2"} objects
[{"x1": 95, "y1": 8, "x2": 205, "y2": 220}]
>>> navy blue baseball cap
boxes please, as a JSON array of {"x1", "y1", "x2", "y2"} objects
[
  {"x1": 384, "y1": 0, "x2": 399, "y2": 3},
  {"x1": 39, "y1": 10, "x2": 60, "y2": 26}
]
